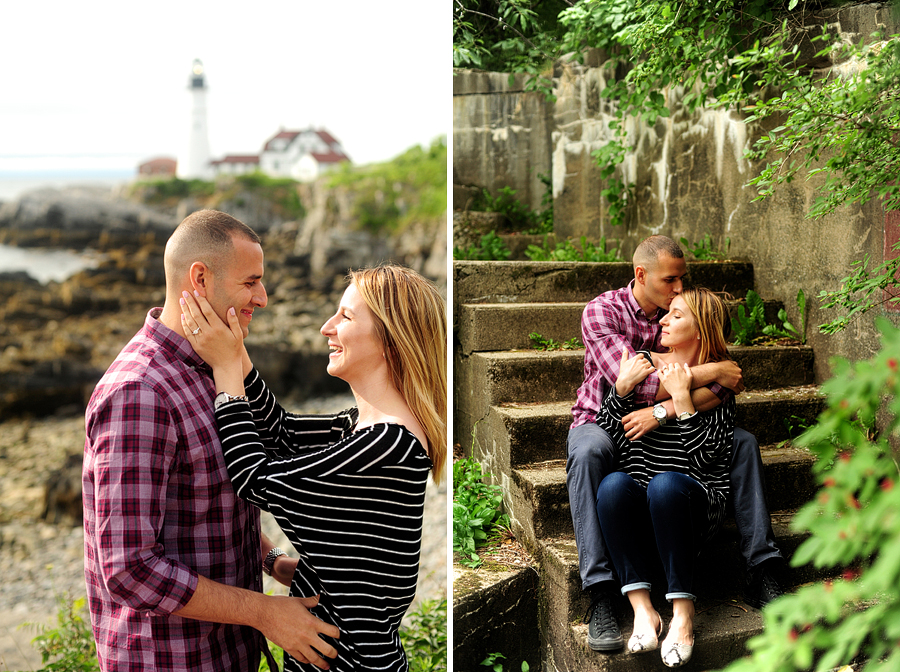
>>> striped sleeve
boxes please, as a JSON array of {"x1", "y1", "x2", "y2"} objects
[
  {"x1": 678, "y1": 397, "x2": 735, "y2": 471},
  {"x1": 243, "y1": 368, "x2": 356, "y2": 457}
]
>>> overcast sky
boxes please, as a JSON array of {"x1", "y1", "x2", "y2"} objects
[{"x1": 0, "y1": 1, "x2": 448, "y2": 175}]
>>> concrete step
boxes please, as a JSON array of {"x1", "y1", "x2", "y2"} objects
[
  {"x1": 453, "y1": 260, "x2": 755, "y2": 312},
  {"x1": 457, "y1": 300, "x2": 787, "y2": 355},
  {"x1": 510, "y1": 443, "x2": 817, "y2": 544},
  {"x1": 457, "y1": 347, "x2": 815, "y2": 414},
  {"x1": 539, "y1": 509, "x2": 829, "y2": 628},
  {"x1": 467, "y1": 386, "x2": 824, "y2": 474}
]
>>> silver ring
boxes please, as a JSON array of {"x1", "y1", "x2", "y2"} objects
[{"x1": 192, "y1": 327, "x2": 201, "y2": 335}]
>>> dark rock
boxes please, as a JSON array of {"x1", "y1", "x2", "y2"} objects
[{"x1": 41, "y1": 452, "x2": 83, "y2": 526}]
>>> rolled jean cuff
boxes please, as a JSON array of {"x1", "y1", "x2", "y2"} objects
[
  {"x1": 621, "y1": 582, "x2": 652, "y2": 596},
  {"x1": 666, "y1": 592, "x2": 696, "y2": 602}
]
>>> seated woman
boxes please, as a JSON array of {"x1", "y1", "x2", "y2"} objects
[
  {"x1": 594, "y1": 287, "x2": 734, "y2": 669},
  {"x1": 181, "y1": 264, "x2": 446, "y2": 672}
]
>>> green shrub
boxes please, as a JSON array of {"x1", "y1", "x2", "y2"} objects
[
  {"x1": 525, "y1": 235, "x2": 621, "y2": 262},
  {"x1": 453, "y1": 456, "x2": 510, "y2": 568},
  {"x1": 529, "y1": 332, "x2": 583, "y2": 351},
  {"x1": 730, "y1": 289, "x2": 767, "y2": 345},
  {"x1": 23, "y1": 595, "x2": 99, "y2": 672},
  {"x1": 329, "y1": 137, "x2": 446, "y2": 234},
  {"x1": 400, "y1": 598, "x2": 447, "y2": 672},
  {"x1": 453, "y1": 230, "x2": 512, "y2": 261},
  {"x1": 680, "y1": 234, "x2": 730, "y2": 260},
  {"x1": 724, "y1": 317, "x2": 900, "y2": 672}
]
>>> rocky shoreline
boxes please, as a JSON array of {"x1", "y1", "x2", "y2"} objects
[{"x1": 0, "y1": 183, "x2": 447, "y2": 671}]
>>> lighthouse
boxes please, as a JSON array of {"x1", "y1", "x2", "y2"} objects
[{"x1": 178, "y1": 59, "x2": 212, "y2": 180}]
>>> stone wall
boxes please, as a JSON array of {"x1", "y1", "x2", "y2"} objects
[{"x1": 452, "y1": 2, "x2": 900, "y2": 378}]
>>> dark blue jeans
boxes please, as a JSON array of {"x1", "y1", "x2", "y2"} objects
[
  {"x1": 595, "y1": 471, "x2": 709, "y2": 600},
  {"x1": 567, "y1": 424, "x2": 781, "y2": 592}
]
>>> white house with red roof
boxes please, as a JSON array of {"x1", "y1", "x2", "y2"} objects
[
  {"x1": 259, "y1": 128, "x2": 350, "y2": 181},
  {"x1": 209, "y1": 154, "x2": 260, "y2": 175}
]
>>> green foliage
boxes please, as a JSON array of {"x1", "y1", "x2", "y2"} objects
[
  {"x1": 257, "y1": 642, "x2": 285, "y2": 671},
  {"x1": 453, "y1": 0, "x2": 570, "y2": 99},
  {"x1": 137, "y1": 176, "x2": 216, "y2": 201},
  {"x1": 763, "y1": 289, "x2": 808, "y2": 344},
  {"x1": 476, "y1": 184, "x2": 553, "y2": 235},
  {"x1": 680, "y1": 234, "x2": 731, "y2": 261},
  {"x1": 529, "y1": 331, "x2": 583, "y2": 351},
  {"x1": 454, "y1": 230, "x2": 513, "y2": 261},
  {"x1": 400, "y1": 598, "x2": 448, "y2": 672},
  {"x1": 23, "y1": 595, "x2": 99, "y2": 672},
  {"x1": 592, "y1": 142, "x2": 635, "y2": 228},
  {"x1": 481, "y1": 652, "x2": 530, "y2": 672},
  {"x1": 817, "y1": 250, "x2": 900, "y2": 335},
  {"x1": 723, "y1": 318, "x2": 900, "y2": 672},
  {"x1": 730, "y1": 289, "x2": 767, "y2": 345},
  {"x1": 329, "y1": 137, "x2": 447, "y2": 234},
  {"x1": 453, "y1": 2, "x2": 900, "y2": 332},
  {"x1": 525, "y1": 235, "x2": 621, "y2": 262},
  {"x1": 776, "y1": 414, "x2": 813, "y2": 450},
  {"x1": 453, "y1": 456, "x2": 510, "y2": 568},
  {"x1": 230, "y1": 172, "x2": 305, "y2": 220}
]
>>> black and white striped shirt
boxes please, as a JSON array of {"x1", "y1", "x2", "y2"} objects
[
  {"x1": 215, "y1": 369, "x2": 432, "y2": 672},
  {"x1": 596, "y1": 376, "x2": 734, "y2": 543}
]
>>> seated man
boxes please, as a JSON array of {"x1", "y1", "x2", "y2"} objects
[{"x1": 566, "y1": 235, "x2": 784, "y2": 652}]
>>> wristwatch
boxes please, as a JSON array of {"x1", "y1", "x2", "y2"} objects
[
  {"x1": 214, "y1": 391, "x2": 249, "y2": 410},
  {"x1": 652, "y1": 403, "x2": 667, "y2": 426},
  {"x1": 263, "y1": 547, "x2": 287, "y2": 576},
  {"x1": 677, "y1": 411, "x2": 696, "y2": 421}
]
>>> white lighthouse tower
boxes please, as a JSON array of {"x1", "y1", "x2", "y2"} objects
[{"x1": 178, "y1": 59, "x2": 212, "y2": 180}]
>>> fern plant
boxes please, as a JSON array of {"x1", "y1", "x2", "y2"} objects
[
  {"x1": 731, "y1": 289, "x2": 767, "y2": 345},
  {"x1": 763, "y1": 289, "x2": 807, "y2": 344}
]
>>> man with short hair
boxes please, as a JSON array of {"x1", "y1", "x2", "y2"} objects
[
  {"x1": 83, "y1": 210, "x2": 339, "y2": 671},
  {"x1": 567, "y1": 235, "x2": 784, "y2": 652}
]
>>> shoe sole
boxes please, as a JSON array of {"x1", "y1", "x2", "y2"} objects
[{"x1": 588, "y1": 636, "x2": 625, "y2": 652}]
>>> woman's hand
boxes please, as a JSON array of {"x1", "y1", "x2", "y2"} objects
[
  {"x1": 615, "y1": 348, "x2": 655, "y2": 397},
  {"x1": 180, "y1": 291, "x2": 244, "y2": 371},
  {"x1": 657, "y1": 361, "x2": 693, "y2": 397}
]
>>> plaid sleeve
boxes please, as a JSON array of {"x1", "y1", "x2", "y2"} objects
[
  {"x1": 584, "y1": 300, "x2": 661, "y2": 407},
  {"x1": 86, "y1": 381, "x2": 198, "y2": 615}
]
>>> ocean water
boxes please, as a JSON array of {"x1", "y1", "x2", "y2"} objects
[
  {"x1": 0, "y1": 244, "x2": 100, "y2": 283},
  {"x1": 0, "y1": 170, "x2": 133, "y2": 202}
]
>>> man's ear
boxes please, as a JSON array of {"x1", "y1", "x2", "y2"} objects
[
  {"x1": 634, "y1": 265, "x2": 646, "y2": 286},
  {"x1": 189, "y1": 262, "x2": 209, "y2": 297}
]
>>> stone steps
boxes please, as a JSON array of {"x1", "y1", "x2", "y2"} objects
[
  {"x1": 452, "y1": 259, "x2": 830, "y2": 671},
  {"x1": 453, "y1": 260, "x2": 755, "y2": 310},
  {"x1": 509, "y1": 443, "x2": 817, "y2": 551},
  {"x1": 458, "y1": 346, "x2": 815, "y2": 408},
  {"x1": 457, "y1": 301, "x2": 786, "y2": 355}
]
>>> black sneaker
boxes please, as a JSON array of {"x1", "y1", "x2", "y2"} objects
[
  {"x1": 584, "y1": 592, "x2": 624, "y2": 651},
  {"x1": 744, "y1": 562, "x2": 785, "y2": 609}
]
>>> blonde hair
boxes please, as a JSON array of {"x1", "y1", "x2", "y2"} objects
[
  {"x1": 349, "y1": 265, "x2": 447, "y2": 484},
  {"x1": 678, "y1": 288, "x2": 730, "y2": 365}
]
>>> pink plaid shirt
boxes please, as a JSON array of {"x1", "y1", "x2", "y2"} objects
[
  {"x1": 83, "y1": 309, "x2": 264, "y2": 671},
  {"x1": 570, "y1": 281, "x2": 728, "y2": 428}
]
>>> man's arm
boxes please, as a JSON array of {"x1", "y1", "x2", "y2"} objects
[
  {"x1": 173, "y1": 576, "x2": 339, "y2": 670},
  {"x1": 624, "y1": 360, "x2": 742, "y2": 441},
  {"x1": 582, "y1": 299, "x2": 662, "y2": 403}
]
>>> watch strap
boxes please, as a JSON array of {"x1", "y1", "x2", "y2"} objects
[{"x1": 263, "y1": 547, "x2": 287, "y2": 576}]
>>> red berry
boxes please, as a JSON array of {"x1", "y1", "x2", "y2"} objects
[
  {"x1": 888, "y1": 358, "x2": 898, "y2": 371},
  {"x1": 882, "y1": 477, "x2": 894, "y2": 492},
  {"x1": 824, "y1": 478, "x2": 836, "y2": 488},
  {"x1": 789, "y1": 628, "x2": 799, "y2": 642}
]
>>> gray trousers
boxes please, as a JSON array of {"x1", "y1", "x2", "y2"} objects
[{"x1": 565, "y1": 422, "x2": 782, "y2": 591}]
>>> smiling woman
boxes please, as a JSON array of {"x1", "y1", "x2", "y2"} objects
[{"x1": 180, "y1": 263, "x2": 446, "y2": 672}]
